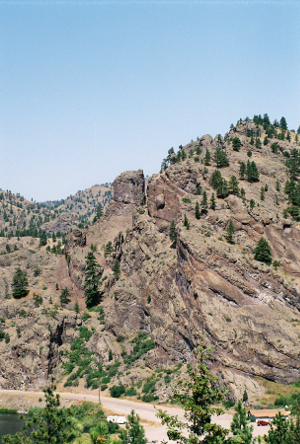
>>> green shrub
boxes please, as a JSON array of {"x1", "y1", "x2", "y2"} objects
[
  {"x1": 82, "y1": 312, "x2": 92, "y2": 322},
  {"x1": 125, "y1": 387, "x2": 137, "y2": 396},
  {"x1": 182, "y1": 197, "x2": 191, "y2": 204},
  {"x1": 110, "y1": 385, "x2": 126, "y2": 398}
]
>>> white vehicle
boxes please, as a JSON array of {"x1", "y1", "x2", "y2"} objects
[{"x1": 107, "y1": 415, "x2": 126, "y2": 424}]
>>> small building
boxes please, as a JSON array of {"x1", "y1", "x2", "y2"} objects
[{"x1": 248, "y1": 409, "x2": 289, "y2": 423}]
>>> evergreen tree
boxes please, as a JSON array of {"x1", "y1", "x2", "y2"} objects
[
  {"x1": 239, "y1": 162, "x2": 246, "y2": 180},
  {"x1": 230, "y1": 400, "x2": 253, "y2": 444},
  {"x1": 264, "y1": 412, "x2": 290, "y2": 444},
  {"x1": 195, "y1": 201, "x2": 201, "y2": 219},
  {"x1": 242, "y1": 389, "x2": 248, "y2": 405},
  {"x1": 84, "y1": 252, "x2": 102, "y2": 308},
  {"x1": 255, "y1": 137, "x2": 262, "y2": 148},
  {"x1": 74, "y1": 300, "x2": 80, "y2": 314},
  {"x1": 216, "y1": 178, "x2": 229, "y2": 199},
  {"x1": 60, "y1": 288, "x2": 71, "y2": 305},
  {"x1": 204, "y1": 149, "x2": 211, "y2": 166},
  {"x1": 297, "y1": 125, "x2": 300, "y2": 135},
  {"x1": 156, "y1": 336, "x2": 241, "y2": 444},
  {"x1": 201, "y1": 191, "x2": 208, "y2": 213},
  {"x1": 169, "y1": 220, "x2": 177, "y2": 247},
  {"x1": 120, "y1": 410, "x2": 147, "y2": 444},
  {"x1": 184, "y1": 214, "x2": 190, "y2": 229},
  {"x1": 226, "y1": 219, "x2": 235, "y2": 244},
  {"x1": 209, "y1": 169, "x2": 223, "y2": 190},
  {"x1": 254, "y1": 237, "x2": 272, "y2": 265},
  {"x1": 232, "y1": 137, "x2": 241, "y2": 151},
  {"x1": 90, "y1": 422, "x2": 109, "y2": 444},
  {"x1": 113, "y1": 259, "x2": 121, "y2": 280},
  {"x1": 228, "y1": 176, "x2": 239, "y2": 195},
  {"x1": 2, "y1": 387, "x2": 75, "y2": 444},
  {"x1": 12, "y1": 268, "x2": 29, "y2": 299},
  {"x1": 210, "y1": 193, "x2": 216, "y2": 210},
  {"x1": 93, "y1": 203, "x2": 103, "y2": 224},
  {"x1": 260, "y1": 186, "x2": 265, "y2": 201},
  {"x1": 39, "y1": 231, "x2": 47, "y2": 247},
  {"x1": 246, "y1": 160, "x2": 259, "y2": 182},
  {"x1": 280, "y1": 116, "x2": 288, "y2": 131},
  {"x1": 214, "y1": 147, "x2": 229, "y2": 168}
]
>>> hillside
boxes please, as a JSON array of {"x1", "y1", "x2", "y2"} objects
[
  {"x1": 1, "y1": 115, "x2": 300, "y2": 406},
  {"x1": 0, "y1": 183, "x2": 112, "y2": 237}
]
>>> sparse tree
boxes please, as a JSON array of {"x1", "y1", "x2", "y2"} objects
[
  {"x1": 184, "y1": 214, "x2": 190, "y2": 229},
  {"x1": 239, "y1": 162, "x2": 246, "y2": 180},
  {"x1": 201, "y1": 191, "x2": 208, "y2": 213},
  {"x1": 204, "y1": 149, "x2": 211, "y2": 166},
  {"x1": 156, "y1": 336, "x2": 241, "y2": 444},
  {"x1": 210, "y1": 193, "x2": 216, "y2": 210},
  {"x1": 84, "y1": 252, "x2": 102, "y2": 308},
  {"x1": 254, "y1": 237, "x2": 272, "y2": 265},
  {"x1": 60, "y1": 288, "x2": 71, "y2": 305},
  {"x1": 230, "y1": 400, "x2": 253, "y2": 444},
  {"x1": 226, "y1": 219, "x2": 235, "y2": 244},
  {"x1": 169, "y1": 220, "x2": 177, "y2": 247},
  {"x1": 195, "y1": 201, "x2": 201, "y2": 219},
  {"x1": 113, "y1": 259, "x2": 121, "y2": 280},
  {"x1": 120, "y1": 410, "x2": 147, "y2": 444},
  {"x1": 12, "y1": 268, "x2": 29, "y2": 299}
]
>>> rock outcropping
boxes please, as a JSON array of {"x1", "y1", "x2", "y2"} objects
[{"x1": 1, "y1": 120, "x2": 300, "y2": 404}]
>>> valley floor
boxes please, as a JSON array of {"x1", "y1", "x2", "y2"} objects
[{"x1": 0, "y1": 389, "x2": 269, "y2": 442}]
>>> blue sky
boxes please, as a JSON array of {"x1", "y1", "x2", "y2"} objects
[{"x1": 1, "y1": 0, "x2": 300, "y2": 201}]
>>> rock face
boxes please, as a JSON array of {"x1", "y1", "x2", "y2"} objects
[
  {"x1": 2, "y1": 120, "x2": 300, "y2": 405},
  {"x1": 113, "y1": 170, "x2": 145, "y2": 205}
]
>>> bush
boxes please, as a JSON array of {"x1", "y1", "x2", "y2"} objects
[
  {"x1": 82, "y1": 312, "x2": 92, "y2": 322},
  {"x1": 182, "y1": 197, "x2": 191, "y2": 204},
  {"x1": 125, "y1": 387, "x2": 137, "y2": 396},
  {"x1": 110, "y1": 385, "x2": 126, "y2": 398}
]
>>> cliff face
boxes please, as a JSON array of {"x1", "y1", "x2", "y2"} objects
[{"x1": 2, "y1": 120, "x2": 300, "y2": 403}]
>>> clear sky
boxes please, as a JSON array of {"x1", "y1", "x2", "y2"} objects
[{"x1": 1, "y1": 0, "x2": 300, "y2": 202}]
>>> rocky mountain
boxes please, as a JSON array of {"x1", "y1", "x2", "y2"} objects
[
  {"x1": 0, "y1": 183, "x2": 112, "y2": 237},
  {"x1": 1, "y1": 115, "x2": 300, "y2": 405}
]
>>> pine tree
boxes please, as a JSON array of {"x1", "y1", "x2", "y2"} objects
[
  {"x1": 226, "y1": 219, "x2": 235, "y2": 244},
  {"x1": 209, "y1": 169, "x2": 223, "y2": 190},
  {"x1": 213, "y1": 147, "x2": 229, "y2": 168},
  {"x1": 210, "y1": 193, "x2": 216, "y2": 210},
  {"x1": 93, "y1": 203, "x2": 104, "y2": 224},
  {"x1": 254, "y1": 237, "x2": 272, "y2": 265},
  {"x1": 2, "y1": 387, "x2": 75, "y2": 444},
  {"x1": 156, "y1": 336, "x2": 241, "y2": 444},
  {"x1": 228, "y1": 176, "x2": 239, "y2": 195},
  {"x1": 265, "y1": 412, "x2": 290, "y2": 444},
  {"x1": 276, "y1": 179, "x2": 281, "y2": 191},
  {"x1": 184, "y1": 214, "x2": 190, "y2": 229},
  {"x1": 120, "y1": 410, "x2": 147, "y2": 444},
  {"x1": 230, "y1": 400, "x2": 253, "y2": 444},
  {"x1": 169, "y1": 220, "x2": 177, "y2": 247},
  {"x1": 204, "y1": 149, "x2": 211, "y2": 166},
  {"x1": 60, "y1": 288, "x2": 71, "y2": 305},
  {"x1": 84, "y1": 252, "x2": 102, "y2": 308},
  {"x1": 280, "y1": 116, "x2": 288, "y2": 130},
  {"x1": 239, "y1": 162, "x2": 246, "y2": 180},
  {"x1": 201, "y1": 191, "x2": 208, "y2": 213},
  {"x1": 74, "y1": 300, "x2": 80, "y2": 314},
  {"x1": 113, "y1": 259, "x2": 121, "y2": 280},
  {"x1": 260, "y1": 186, "x2": 265, "y2": 201},
  {"x1": 12, "y1": 268, "x2": 29, "y2": 299},
  {"x1": 232, "y1": 137, "x2": 241, "y2": 151},
  {"x1": 195, "y1": 201, "x2": 201, "y2": 219}
]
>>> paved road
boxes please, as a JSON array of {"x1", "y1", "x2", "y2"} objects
[{"x1": 0, "y1": 389, "x2": 268, "y2": 442}]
